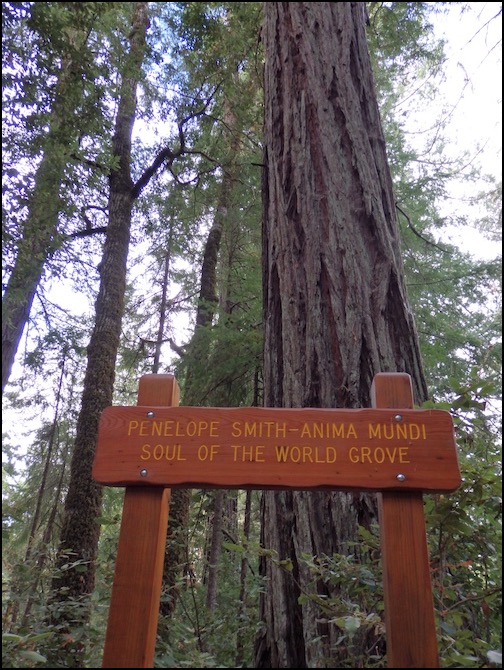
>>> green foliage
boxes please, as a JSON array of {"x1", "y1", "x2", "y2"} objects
[{"x1": 2, "y1": 632, "x2": 51, "y2": 668}]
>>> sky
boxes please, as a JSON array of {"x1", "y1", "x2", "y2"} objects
[{"x1": 409, "y1": 2, "x2": 502, "y2": 258}]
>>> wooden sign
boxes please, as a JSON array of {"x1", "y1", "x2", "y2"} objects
[
  {"x1": 96, "y1": 374, "x2": 459, "y2": 668},
  {"x1": 94, "y1": 405, "x2": 460, "y2": 492}
]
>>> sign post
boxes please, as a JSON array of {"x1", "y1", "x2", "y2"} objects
[
  {"x1": 372, "y1": 373, "x2": 440, "y2": 668},
  {"x1": 101, "y1": 374, "x2": 179, "y2": 668},
  {"x1": 95, "y1": 373, "x2": 460, "y2": 668}
]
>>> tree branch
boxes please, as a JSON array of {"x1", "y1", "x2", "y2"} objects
[
  {"x1": 132, "y1": 85, "x2": 222, "y2": 199},
  {"x1": 396, "y1": 203, "x2": 452, "y2": 254}
]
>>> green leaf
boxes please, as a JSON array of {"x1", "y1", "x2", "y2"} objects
[{"x1": 19, "y1": 650, "x2": 48, "y2": 663}]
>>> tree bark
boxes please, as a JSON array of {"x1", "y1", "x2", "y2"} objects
[
  {"x1": 48, "y1": 4, "x2": 149, "y2": 665},
  {"x1": 256, "y1": 3, "x2": 428, "y2": 667}
]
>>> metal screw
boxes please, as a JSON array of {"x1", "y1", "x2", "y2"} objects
[
  {"x1": 140, "y1": 469, "x2": 148, "y2": 477},
  {"x1": 394, "y1": 414, "x2": 403, "y2": 422},
  {"x1": 396, "y1": 473, "x2": 406, "y2": 482},
  {"x1": 146, "y1": 411, "x2": 155, "y2": 418}
]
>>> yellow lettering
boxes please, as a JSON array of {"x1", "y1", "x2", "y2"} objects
[
  {"x1": 385, "y1": 447, "x2": 398, "y2": 462},
  {"x1": 197, "y1": 420, "x2": 207, "y2": 436},
  {"x1": 347, "y1": 445, "x2": 410, "y2": 464},
  {"x1": 242, "y1": 445, "x2": 254, "y2": 461},
  {"x1": 300, "y1": 422, "x2": 357, "y2": 439},
  {"x1": 290, "y1": 446, "x2": 301, "y2": 462},
  {"x1": 276, "y1": 445, "x2": 289, "y2": 462},
  {"x1": 374, "y1": 447, "x2": 385, "y2": 463},
  {"x1": 230, "y1": 445, "x2": 265, "y2": 462},
  {"x1": 255, "y1": 445, "x2": 266, "y2": 462},
  {"x1": 128, "y1": 420, "x2": 139, "y2": 436},
  {"x1": 140, "y1": 443, "x2": 151, "y2": 460},
  {"x1": 399, "y1": 447, "x2": 410, "y2": 463},
  {"x1": 244, "y1": 422, "x2": 257, "y2": 438},
  {"x1": 361, "y1": 447, "x2": 372, "y2": 463},
  {"x1": 349, "y1": 446, "x2": 359, "y2": 463},
  {"x1": 302, "y1": 446, "x2": 314, "y2": 462},
  {"x1": 326, "y1": 447, "x2": 337, "y2": 463},
  {"x1": 197, "y1": 444, "x2": 219, "y2": 461},
  {"x1": 274, "y1": 445, "x2": 336, "y2": 463},
  {"x1": 368, "y1": 422, "x2": 427, "y2": 441}
]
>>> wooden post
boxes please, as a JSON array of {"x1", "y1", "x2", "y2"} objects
[
  {"x1": 101, "y1": 374, "x2": 180, "y2": 668},
  {"x1": 372, "y1": 373, "x2": 439, "y2": 668}
]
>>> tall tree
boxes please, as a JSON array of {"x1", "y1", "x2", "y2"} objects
[
  {"x1": 48, "y1": 4, "x2": 150, "y2": 664},
  {"x1": 256, "y1": 3, "x2": 429, "y2": 667},
  {"x1": 2, "y1": 2, "x2": 112, "y2": 393}
]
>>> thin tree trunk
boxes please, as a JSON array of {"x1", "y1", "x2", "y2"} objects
[
  {"x1": 5, "y1": 356, "x2": 66, "y2": 630},
  {"x1": 256, "y1": 3, "x2": 428, "y2": 668},
  {"x1": 235, "y1": 490, "x2": 252, "y2": 667},
  {"x1": 2, "y1": 5, "x2": 96, "y2": 394},
  {"x1": 21, "y1": 437, "x2": 70, "y2": 629},
  {"x1": 205, "y1": 489, "x2": 225, "y2": 611},
  {"x1": 48, "y1": 5, "x2": 149, "y2": 665},
  {"x1": 160, "y1": 102, "x2": 242, "y2": 619},
  {"x1": 153, "y1": 243, "x2": 173, "y2": 373}
]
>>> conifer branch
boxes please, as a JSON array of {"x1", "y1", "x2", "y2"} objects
[{"x1": 396, "y1": 203, "x2": 452, "y2": 254}]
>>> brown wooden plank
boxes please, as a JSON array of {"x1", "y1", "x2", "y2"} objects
[
  {"x1": 101, "y1": 375, "x2": 179, "y2": 668},
  {"x1": 372, "y1": 373, "x2": 440, "y2": 668},
  {"x1": 93, "y1": 406, "x2": 460, "y2": 492}
]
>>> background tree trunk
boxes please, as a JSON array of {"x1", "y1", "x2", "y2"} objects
[
  {"x1": 256, "y1": 3, "x2": 428, "y2": 667},
  {"x1": 48, "y1": 4, "x2": 149, "y2": 665},
  {"x1": 160, "y1": 101, "x2": 243, "y2": 618}
]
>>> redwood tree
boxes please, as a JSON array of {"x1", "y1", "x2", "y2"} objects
[{"x1": 256, "y1": 3, "x2": 428, "y2": 667}]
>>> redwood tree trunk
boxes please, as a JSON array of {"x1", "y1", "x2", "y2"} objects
[{"x1": 256, "y1": 3, "x2": 428, "y2": 667}]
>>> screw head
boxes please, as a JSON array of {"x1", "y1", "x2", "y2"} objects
[
  {"x1": 140, "y1": 469, "x2": 148, "y2": 477},
  {"x1": 394, "y1": 414, "x2": 403, "y2": 422},
  {"x1": 396, "y1": 473, "x2": 406, "y2": 482},
  {"x1": 146, "y1": 411, "x2": 155, "y2": 418}
]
